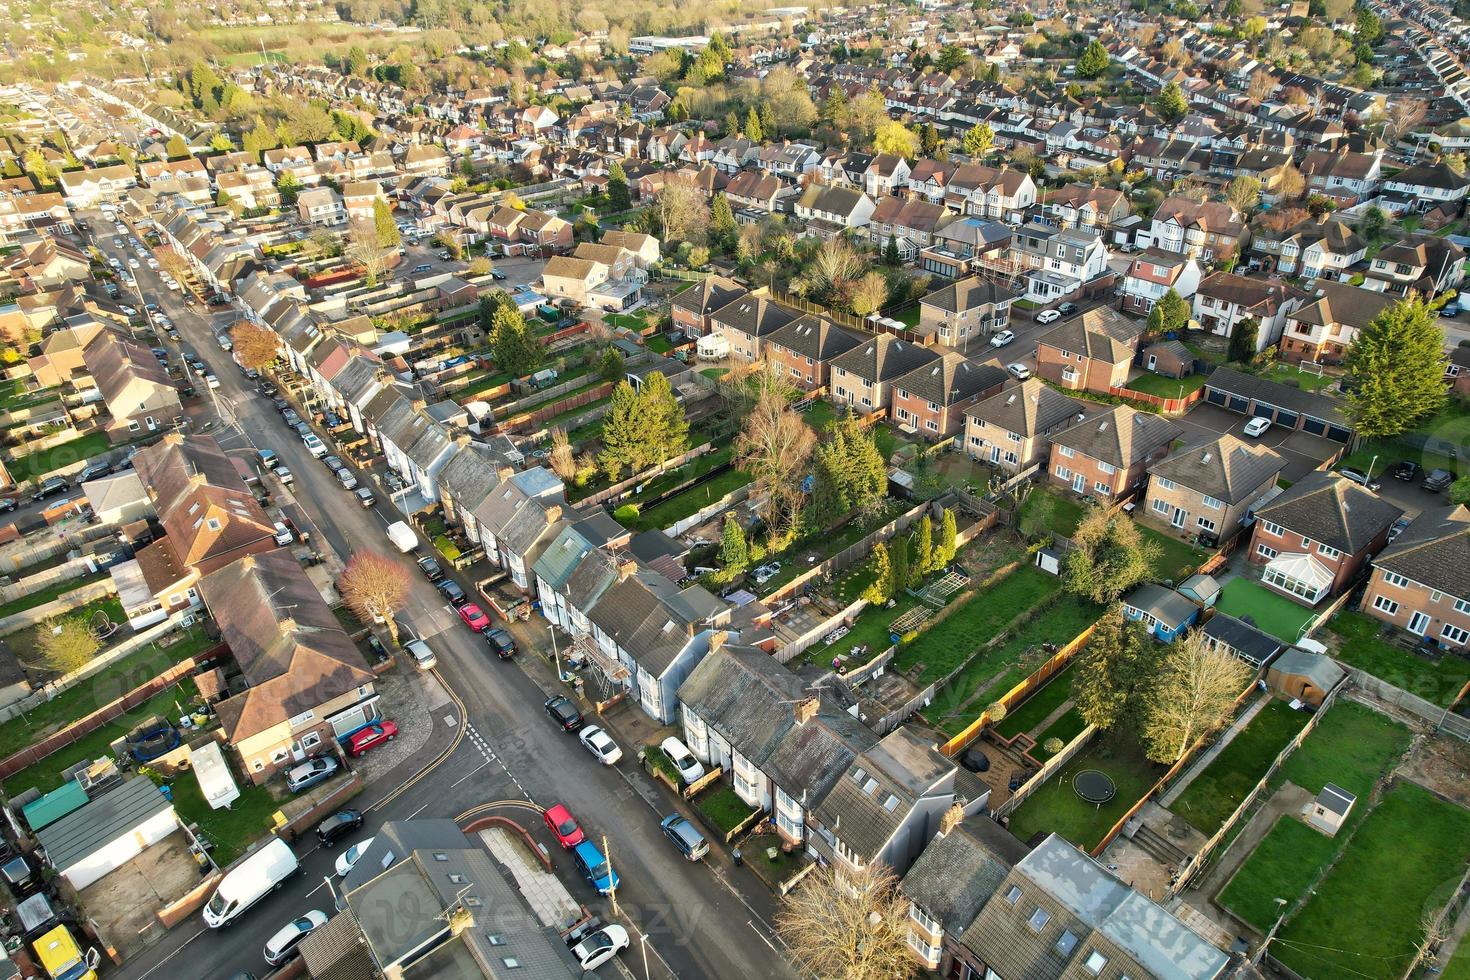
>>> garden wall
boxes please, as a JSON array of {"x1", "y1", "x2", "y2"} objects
[
  {"x1": 666, "y1": 482, "x2": 754, "y2": 537},
  {"x1": 0, "y1": 557, "x2": 98, "y2": 605},
  {"x1": 575, "y1": 442, "x2": 714, "y2": 509},
  {"x1": 1107, "y1": 384, "x2": 1207, "y2": 415},
  {"x1": 1344, "y1": 668, "x2": 1470, "y2": 742},
  {"x1": 0, "y1": 578, "x2": 116, "y2": 635},
  {"x1": 497, "y1": 382, "x2": 615, "y2": 436}
]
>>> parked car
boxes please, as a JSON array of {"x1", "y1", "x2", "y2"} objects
[
  {"x1": 659, "y1": 737, "x2": 705, "y2": 784},
  {"x1": 545, "y1": 695, "x2": 583, "y2": 731},
  {"x1": 1035, "y1": 309, "x2": 1062, "y2": 324},
  {"x1": 437, "y1": 578, "x2": 467, "y2": 605},
  {"x1": 1243, "y1": 416, "x2": 1271, "y2": 438},
  {"x1": 31, "y1": 477, "x2": 68, "y2": 502},
  {"x1": 485, "y1": 627, "x2": 516, "y2": 660},
  {"x1": 0, "y1": 497, "x2": 16, "y2": 513},
  {"x1": 321, "y1": 455, "x2": 344, "y2": 471},
  {"x1": 1393, "y1": 460, "x2": 1422, "y2": 481},
  {"x1": 751, "y1": 561, "x2": 782, "y2": 585},
  {"x1": 302, "y1": 434, "x2": 327, "y2": 457},
  {"x1": 457, "y1": 603, "x2": 491, "y2": 631},
  {"x1": 285, "y1": 756, "x2": 339, "y2": 793},
  {"x1": 1337, "y1": 467, "x2": 1382, "y2": 492},
  {"x1": 1423, "y1": 468, "x2": 1455, "y2": 492},
  {"x1": 333, "y1": 837, "x2": 375, "y2": 878},
  {"x1": 346, "y1": 721, "x2": 398, "y2": 757},
  {"x1": 263, "y1": 910, "x2": 328, "y2": 967},
  {"x1": 1057, "y1": 302, "x2": 1079, "y2": 316},
  {"x1": 543, "y1": 803, "x2": 585, "y2": 849},
  {"x1": 571, "y1": 925, "x2": 630, "y2": 971},
  {"x1": 1006, "y1": 363, "x2": 1030, "y2": 380},
  {"x1": 315, "y1": 809, "x2": 363, "y2": 847},
  {"x1": 404, "y1": 639, "x2": 437, "y2": 670},
  {"x1": 282, "y1": 409, "x2": 301, "y2": 426},
  {"x1": 990, "y1": 329, "x2": 1016, "y2": 347},
  {"x1": 659, "y1": 814, "x2": 709, "y2": 861},
  {"x1": 1388, "y1": 516, "x2": 1412, "y2": 543},
  {"x1": 354, "y1": 487, "x2": 376, "y2": 508},
  {"x1": 273, "y1": 465, "x2": 294, "y2": 487},
  {"x1": 74, "y1": 461, "x2": 112, "y2": 485},
  {"x1": 336, "y1": 468, "x2": 358, "y2": 491},
  {"x1": 571, "y1": 840, "x2": 619, "y2": 895},
  {"x1": 579, "y1": 725, "x2": 622, "y2": 765},
  {"x1": 417, "y1": 555, "x2": 444, "y2": 581},
  {"x1": 272, "y1": 522, "x2": 294, "y2": 546}
]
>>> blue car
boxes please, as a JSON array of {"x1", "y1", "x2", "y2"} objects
[{"x1": 572, "y1": 840, "x2": 620, "y2": 895}]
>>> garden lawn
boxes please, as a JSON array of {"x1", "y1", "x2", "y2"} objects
[
  {"x1": 1139, "y1": 525, "x2": 1207, "y2": 581},
  {"x1": 1214, "y1": 579, "x2": 1315, "y2": 643},
  {"x1": 1006, "y1": 735, "x2": 1163, "y2": 851},
  {"x1": 893, "y1": 565, "x2": 1061, "y2": 686},
  {"x1": 995, "y1": 665, "x2": 1076, "y2": 739},
  {"x1": 812, "y1": 593, "x2": 923, "y2": 668},
  {"x1": 801, "y1": 399, "x2": 836, "y2": 432},
  {"x1": 1219, "y1": 814, "x2": 1340, "y2": 931},
  {"x1": 0, "y1": 569, "x2": 110, "y2": 621},
  {"x1": 1327, "y1": 611, "x2": 1470, "y2": 707},
  {"x1": 624, "y1": 468, "x2": 753, "y2": 532},
  {"x1": 1257, "y1": 363, "x2": 1337, "y2": 393},
  {"x1": 7, "y1": 431, "x2": 112, "y2": 481},
  {"x1": 1273, "y1": 781, "x2": 1470, "y2": 979},
  {"x1": 694, "y1": 783, "x2": 756, "y2": 837},
  {"x1": 1168, "y1": 698, "x2": 1309, "y2": 836},
  {"x1": 1033, "y1": 707, "x2": 1088, "y2": 761},
  {"x1": 164, "y1": 770, "x2": 284, "y2": 867},
  {"x1": 646, "y1": 335, "x2": 674, "y2": 354},
  {"x1": 1443, "y1": 938, "x2": 1470, "y2": 980},
  {"x1": 1018, "y1": 486, "x2": 1088, "y2": 538},
  {"x1": 1123, "y1": 372, "x2": 1209, "y2": 399}
]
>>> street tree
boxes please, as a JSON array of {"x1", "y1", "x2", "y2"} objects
[
  {"x1": 339, "y1": 551, "x2": 410, "y2": 642},
  {"x1": 734, "y1": 365, "x2": 817, "y2": 536},
  {"x1": 777, "y1": 861, "x2": 916, "y2": 980},
  {"x1": 1143, "y1": 632, "x2": 1251, "y2": 763},
  {"x1": 33, "y1": 615, "x2": 100, "y2": 675},
  {"x1": 1072, "y1": 607, "x2": 1156, "y2": 732},
  {"x1": 1063, "y1": 507, "x2": 1160, "y2": 604},
  {"x1": 1344, "y1": 296, "x2": 1448, "y2": 438},
  {"x1": 231, "y1": 320, "x2": 280, "y2": 371}
]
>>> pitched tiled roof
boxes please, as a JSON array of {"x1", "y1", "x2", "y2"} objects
[
  {"x1": 1256, "y1": 471, "x2": 1403, "y2": 554},
  {"x1": 901, "y1": 822, "x2": 1027, "y2": 933},
  {"x1": 764, "y1": 314, "x2": 863, "y2": 362},
  {"x1": 966, "y1": 378, "x2": 1085, "y2": 436},
  {"x1": 1148, "y1": 434, "x2": 1285, "y2": 504},
  {"x1": 1371, "y1": 504, "x2": 1470, "y2": 597},
  {"x1": 1053, "y1": 405, "x2": 1179, "y2": 468},
  {"x1": 828, "y1": 334, "x2": 937, "y2": 384},
  {"x1": 920, "y1": 275, "x2": 1017, "y2": 314},
  {"x1": 893, "y1": 352, "x2": 1007, "y2": 406},
  {"x1": 1204, "y1": 366, "x2": 1348, "y2": 425}
]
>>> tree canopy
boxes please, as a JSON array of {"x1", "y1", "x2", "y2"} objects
[{"x1": 1344, "y1": 295, "x2": 1448, "y2": 439}]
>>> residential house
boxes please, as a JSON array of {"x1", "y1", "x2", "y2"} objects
[
  {"x1": 1362, "y1": 237, "x2": 1465, "y2": 297},
  {"x1": 946, "y1": 163, "x2": 1037, "y2": 220},
  {"x1": 890, "y1": 353, "x2": 1008, "y2": 440},
  {"x1": 1278, "y1": 280, "x2": 1396, "y2": 365},
  {"x1": 900, "y1": 819, "x2": 1027, "y2": 974},
  {"x1": 670, "y1": 276, "x2": 746, "y2": 336},
  {"x1": 340, "y1": 180, "x2": 385, "y2": 224},
  {"x1": 296, "y1": 186, "x2": 345, "y2": 226},
  {"x1": 1300, "y1": 149, "x2": 1383, "y2": 207},
  {"x1": 1046, "y1": 184, "x2": 1131, "y2": 235},
  {"x1": 965, "y1": 379, "x2": 1086, "y2": 473},
  {"x1": 918, "y1": 216, "x2": 1012, "y2": 279},
  {"x1": 1145, "y1": 434, "x2": 1286, "y2": 544},
  {"x1": 1009, "y1": 222, "x2": 1109, "y2": 303},
  {"x1": 79, "y1": 331, "x2": 181, "y2": 441},
  {"x1": 916, "y1": 276, "x2": 1015, "y2": 351},
  {"x1": 1120, "y1": 248, "x2": 1204, "y2": 314},
  {"x1": 1148, "y1": 197, "x2": 1246, "y2": 262},
  {"x1": 1034, "y1": 307, "x2": 1141, "y2": 395},
  {"x1": 1192, "y1": 272, "x2": 1306, "y2": 353},
  {"x1": 867, "y1": 197, "x2": 954, "y2": 260},
  {"x1": 864, "y1": 154, "x2": 913, "y2": 198},
  {"x1": 540, "y1": 256, "x2": 607, "y2": 306},
  {"x1": 1049, "y1": 406, "x2": 1180, "y2": 500},
  {"x1": 762, "y1": 315, "x2": 863, "y2": 390},
  {"x1": 829, "y1": 335, "x2": 939, "y2": 415},
  {"x1": 794, "y1": 184, "x2": 876, "y2": 237},
  {"x1": 1252, "y1": 471, "x2": 1404, "y2": 607},
  {"x1": 1252, "y1": 215, "x2": 1366, "y2": 280},
  {"x1": 1381, "y1": 160, "x2": 1470, "y2": 217},
  {"x1": 710, "y1": 294, "x2": 797, "y2": 364},
  {"x1": 1360, "y1": 505, "x2": 1470, "y2": 649}
]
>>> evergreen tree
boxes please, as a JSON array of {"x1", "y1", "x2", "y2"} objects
[
  {"x1": 1344, "y1": 296, "x2": 1449, "y2": 438},
  {"x1": 1228, "y1": 316, "x2": 1259, "y2": 363},
  {"x1": 938, "y1": 509, "x2": 958, "y2": 567},
  {"x1": 884, "y1": 234, "x2": 900, "y2": 266},
  {"x1": 821, "y1": 88, "x2": 850, "y2": 127},
  {"x1": 276, "y1": 169, "x2": 301, "y2": 204},
  {"x1": 637, "y1": 372, "x2": 689, "y2": 466},
  {"x1": 889, "y1": 535, "x2": 911, "y2": 597},
  {"x1": 1076, "y1": 39, "x2": 1111, "y2": 79},
  {"x1": 710, "y1": 194, "x2": 738, "y2": 249},
  {"x1": 760, "y1": 101, "x2": 776, "y2": 139},
  {"x1": 597, "y1": 381, "x2": 643, "y2": 480},
  {"x1": 963, "y1": 123, "x2": 994, "y2": 158},
  {"x1": 489, "y1": 304, "x2": 542, "y2": 378},
  {"x1": 914, "y1": 515, "x2": 934, "y2": 576},
  {"x1": 1156, "y1": 288, "x2": 1191, "y2": 333},
  {"x1": 745, "y1": 105, "x2": 764, "y2": 143},
  {"x1": 863, "y1": 543, "x2": 893, "y2": 604},
  {"x1": 920, "y1": 121, "x2": 940, "y2": 157},
  {"x1": 719, "y1": 512, "x2": 749, "y2": 570},
  {"x1": 1073, "y1": 608, "x2": 1157, "y2": 732},
  {"x1": 725, "y1": 109, "x2": 741, "y2": 136},
  {"x1": 607, "y1": 161, "x2": 631, "y2": 211},
  {"x1": 1154, "y1": 82, "x2": 1189, "y2": 125},
  {"x1": 166, "y1": 134, "x2": 190, "y2": 159},
  {"x1": 373, "y1": 198, "x2": 401, "y2": 250}
]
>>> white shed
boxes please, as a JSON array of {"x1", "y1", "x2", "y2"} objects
[
  {"x1": 35, "y1": 777, "x2": 178, "y2": 891},
  {"x1": 190, "y1": 741, "x2": 240, "y2": 811}
]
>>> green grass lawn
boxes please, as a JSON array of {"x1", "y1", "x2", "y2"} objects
[
  {"x1": 1168, "y1": 698, "x2": 1310, "y2": 836},
  {"x1": 810, "y1": 591, "x2": 923, "y2": 667},
  {"x1": 1007, "y1": 735, "x2": 1164, "y2": 851},
  {"x1": 694, "y1": 783, "x2": 756, "y2": 837},
  {"x1": 1219, "y1": 814, "x2": 1341, "y2": 931},
  {"x1": 1017, "y1": 486, "x2": 1088, "y2": 538},
  {"x1": 995, "y1": 665, "x2": 1076, "y2": 739},
  {"x1": 1257, "y1": 363, "x2": 1338, "y2": 393},
  {"x1": 1274, "y1": 781, "x2": 1470, "y2": 979},
  {"x1": 1327, "y1": 611, "x2": 1470, "y2": 707},
  {"x1": 1138, "y1": 525, "x2": 1208, "y2": 582},
  {"x1": 1443, "y1": 937, "x2": 1470, "y2": 980},
  {"x1": 801, "y1": 399, "x2": 837, "y2": 432},
  {"x1": 700, "y1": 367, "x2": 726, "y2": 380},
  {"x1": 1124, "y1": 372, "x2": 1209, "y2": 399},
  {"x1": 1033, "y1": 707, "x2": 1088, "y2": 761},
  {"x1": 625, "y1": 468, "x2": 753, "y2": 532},
  {"x1": 163, "y1": 769, "x2": 285, "y2": 867},
  {"x1": 0, "y1": 570, "x2": 110, "y2": 621},
  {"x1": 7, "y1": 431, "x2": 112, "y2": 481},
  {"x1": 1214, "y1": 578, "x2": 1316, "y2": 643},
  {"x1": 646, "y1": 335, "x2": 674, "y2": 354},
  {"x1": 893, "y1": 565, "x2": 1061, "y2": 685}
]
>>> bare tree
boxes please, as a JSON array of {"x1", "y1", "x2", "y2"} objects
[
  {"x1": 548, "y1": 428, "x2": 576, "y2": 481},
  {"x1": 338, "y1": 551, "x2": 410, "y2": 643},
  {"x1": 231, "y1": 320, "x2": 281, "y2": 371},
  {"x1": 1275, "y1": 162, "x2": 1306, "y2": 201},
  {"x1": 1225, "y1": 175, "x2": 1262, "y2": 214},
  {"x1": 156, "y1": 247, "x2": 192, "y2": 283},
  {"x1": 654, "y1": 180, "x2": 710, "y2": 246},
  {"x1": 777, "y1": 861, "x2": 917, "y2": 980},
  {"x1": 348, "y1": 224, "x2": 390, "y2": 286},
  {"x1": 31, "y1": 616, "x2": 101, "y2": 675},
  {"x1": 805, "y1": 239, "x2": 866, "y2": 300},
  {"x1": 1142, "y1": 632, "x2": 1252, "y2": 764},
  {"x1": 734, "y1": 363, "x2": 816, "y2": 536},
  {"x1": 849, "y1": 271, "x2": 889, "y2": 317},
  {"x1": 1384, "y1": 97, "x2": 1428, "y2": 145},
  {"x1": 1246, "y1": 70, "x2": 1276, "y2": 104}
]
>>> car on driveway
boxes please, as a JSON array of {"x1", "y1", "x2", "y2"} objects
[
  {"x1": 485, "y1": 627, "x2": 516, "y2": 659},
  {"x1": 263, "y1": 910, "x2": 328, "y2": 967},
  {"x1": 579, "y1": 725, "x2": 623, "y2": 765},
  {"x1": 74, "y1": 461, "x2": 112, "y2": 485},
  {"x1": 1393, "y1": 460, "x2": 1422, "y2": 481},
  {"x1": 1388, "y1": 516, "x2": 1412, "y2": 543},
  {"x1": 334, "y1": 837, "x2": 375, "y2": 878},
  {"x1": 660, "y1": 736, "x2": 705, "y2": 784},
  {"x1": 1006, "y1": 363, "x2": 1030, "y2": 380},
  {"x1": 285, "y1": 756, "x2": 339, "y2": 793},
  {"x1": 543, "y1": 803, "x2": 585, "y2": 849},
  {"x1": 660, "y1": 814, "x2": 709, "y2": 861},
  {"x1": 571, "y1": 840, "x2": 619, "y2": 895},
  {"x1": 545, "y1": 695, "x2": 583, "y2": 731},
  {"x1": 571, "y1": 924, "x2": 629, "y2": 971},
  {"x1": 417, "y1": 555, "x2": 444, "y2": 580},
  {"x1": 1423, "y1": 468, "x2": 1455, "y2": 492},
  {"x1": 1338, "y1": 467, "x2": 1383, "y2": 492},
  {"x1": 346, "y1": 721, "x2": 398, "y2": 757},
  {"x1": 1243, "y1": 416, "x2": 1271, "y2": 438},
  {"x1": 457, "y1": 603, "x2": 491, "y2": 631},
  {"x1": 1035, "y1": 309, "x2": 1062, "y2": 324},
  {"x1": 315, "y1": 809, "x2": 363, "y2": 847},
  {"x1": 990, "y1": 329, "x2": 1016, "y2": 347}
]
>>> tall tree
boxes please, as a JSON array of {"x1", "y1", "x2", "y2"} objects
[
  {"x1": 653, "y1": 181, "x2": 710, "y2": 245},
  {"x1": 710, "y1": 193, "x2": 737, "y2": 249},
  {"x1": 1142, "y1": 632, "x2": 1251, "y2": 764},
  {"x1": 914, "y1": 515, "x2": 934, "y2": 576},
  {"x1": 373, "y1": 198, "x2": 401, "y2": 249},
  {"x1": 165, "y1": 134, "x2": 190, "y2": 159},
  {"x1": 606, "y1": 160, "x2": 630, "y2": 211},
  {"x1": 1228, "y1": 316, "x2": 1259, "y2": 363},
  {"x1": 1344, "y1": 296, "x2": 1449, "y2": 438},
  {"x1": 889, "y1": 533, "x2": 911, "y2": 596},
  {"x1": 231, "y1": 321, "x2": 280, "y2": 371},
  {"x1": 745, "y1": 105, "x2": 765, "y2": 142},
  {"x1": 1154, "y1": 82, "x2": 1189, "y2": 124},
  {"x1": 1072, "y1": 607, "x2": 1156, "y2": 732},
  {"x1": 873, "y1": 120, "x2": 920, "y2": 158},
  {"x1": 963, "y1": 123, "x2": 995, "y2": 158},
  {"x1": 863, "y1": 542, "x2": 893, "y2": 604},
  {"x1": 734, "y1": 366, "x2": 817, "y2": 535},
  {"x1": 597, "y1": 381, "x2": 644, "y2": 480},
  {"x1": 719, "y1": 512, "x2": 749, "y2": 571},
  {"x1": 1063, "y1": 508, "x2": 1161, "y2": 604},
  {"x1": 937, "y1": 508, "x2": 958, "y2": 567},
  {"x1": 919, "y1": 121, "x2": 940, "y2": 157},
  {"x1": 339, "y1": 551, "x2": 410, "y2": 642},
  {"x1": 1076, "y1": 39, "x2": 1111, "y2": 79},
  {"x1": 489, "y1": 304, "x2": 543, "y2": 377},
  {"x1": 1225, "y1": 175, "x2": 1261, "y2": 213},
  {"x1": 807, "y1": 413, "x2": 887, "y2": 528},
  {"x1": 777, "y1": 862, "x2": 916, "y2": 980},
  {"x1": 1156, "y1": 288, "x2": 1191, "y2": 333}
]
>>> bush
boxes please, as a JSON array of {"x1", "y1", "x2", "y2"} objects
[
  {"x1": 435, "y1": 535, "x2": 462, "y2": 561},
  {"x1": 613, "y1": 503, "x2": 639, "y2": 523}
]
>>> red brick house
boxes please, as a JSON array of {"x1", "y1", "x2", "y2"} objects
[
  {"x1": 829, "y1": 335, "x2": 939, "y2": 415},
  {"x1": 1035, "y1": 307, "x2": 1142, "y2": 395},
  {"x1": 762, "y1": 315, "x2": 863, "y2": 390},
  {"x1": 1360, "y1": 505, "x2": 1470, "y2": 648},
  {"x1": 890, "y1": 353, "x2": 1008, "y2": 439},
  {"x1": 1049, "y1": 406, "x2": 1180, "y2": 500},
  {"x1": 671, "y1": 276, "x2": 746, "y2": 337}
]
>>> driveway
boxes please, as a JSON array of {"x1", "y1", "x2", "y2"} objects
[{"x1": 1173, "y1": 403, "x2": 1342, "y2": 483}]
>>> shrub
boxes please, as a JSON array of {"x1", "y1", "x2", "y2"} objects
[{"x1": 613, "y1": 504, "x2": 640, "y2": 523}]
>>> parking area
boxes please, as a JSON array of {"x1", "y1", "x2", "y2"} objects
[
  {"x1": 79, "y1": 832, "x2": 206, "y2": 958},
  {"x1": 1173, "y1": 402, "x2": 1343, "y2": 483}
]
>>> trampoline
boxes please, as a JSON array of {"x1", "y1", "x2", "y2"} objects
[{"x1": 1073, "y1": 769, "x2": 1117, "y2": 807}]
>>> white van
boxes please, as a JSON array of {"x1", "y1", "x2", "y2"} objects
[{"x1": 202, "y1": 837, "x2": 299, "y2": 928}]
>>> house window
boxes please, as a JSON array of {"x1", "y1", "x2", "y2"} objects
[
  {"x1": 1257, "y1": 544, "x2": 1278, "y2": 560},
  {"x1": 1433, "y1": 591, "x2": 1444, "y2": 602},
  {"x1": 1056, "y1": 466, "x2": 1072, "y2": 480},
  {"x1": 1057, "y1": 931, "x2": 1079, "y2": 956},
  {"x1": 1261, "y1": 520, "x2": 1285, "y2": 537},
  {"x1": 1263, "y1": 565, "x2": 1327, "y2": 604},
  {"x1": 1373, "y1": 595, "x2": 1400, "y2": 616},
  {"x1": 1157, "y1": 477, "x2": 1177, "y2": 491},
  {"x1": 1058, "y1": 445, "x2": 1075, "y2": 458},
  {"x1": 1444, "y1": 623, "x2": 1470, "y2": 645},
  {"x1": 1202, "y1": 495, "x2": 1223, "y2": 510},
  {"x1": 1455, "y1": 598, "x2": 1470, "y2": 615},
  {"x1": 1005, "y1": 886, "x2": 1022, "y2": 905},
  {"x1": 1318, "y1": 544, "x2": 1341, "y2": 560},
  {"x1": 911, "y1": 905, "x2": 940, "y2": 933},
  {"x1": 1028, "y1": 907, "x2": 1051, "y2": 932},
  {"x1": 1094, "y1": 481, "x2": 1112, "y2": 496},
  {"x1": 1383, "y1": 571, "x2": 1410, "y2": 588},
  {"x1": 1197, "y1": 516, "x2": 1217, "y2": 532},
  {"x1": 301, "y1": 732, "x2": 321, "y2": 750},
  {"x1": 1084, "y1": 951, "x2": 1109, "y2": 975},
  {"x1": 1153, "y1": 498, "x2": 1170, "y2": 514}
]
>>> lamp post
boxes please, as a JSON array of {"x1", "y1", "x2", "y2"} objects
[
  {"x1": 548, "y1": 624, "x2": 561, "y2": 679},
  {"x1": 1254, "y1": 897, "x2": 1289, "y2": 967}
]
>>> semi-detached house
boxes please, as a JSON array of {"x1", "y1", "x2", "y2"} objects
[{"x1": 1361, "y1": 505, "x2": 1470, "y2": 649}]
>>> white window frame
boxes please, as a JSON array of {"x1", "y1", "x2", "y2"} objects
[{"x1": 1372, "y1": 595, "x2": 1399, "y2": 616}]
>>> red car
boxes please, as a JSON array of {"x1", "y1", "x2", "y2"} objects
[
  {"x1": 458, "y1": 603, "x2": 491, "y2": 632},
  {"x1": 346, "y1": 721, "x2": 398, "y2": 757},
  {"x1": 543, "y1": 803, "x2": 585, "y2": 849}
]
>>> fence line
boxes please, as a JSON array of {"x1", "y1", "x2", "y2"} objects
[
  {"x1": 575, "y1": 442, "x2": 715, "y2": 510},
  {"x1": 666, "y1": 482, "x2": 756, "y2": 537},
  {"x1": 761, "y1": 498, "x2": 937, "y2": 606},
  {"x1": 1345, "y1": 668, "x2": 1470, "y2": 742},
  {"x1": 994, "y1": 724, "x2": 1101, "y2": 819},
  {"x1": 1106, "y1": 384, "x2": 1207, "y2": 415}
]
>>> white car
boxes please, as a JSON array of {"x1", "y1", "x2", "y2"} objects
[
  {"x1": 334, "y1": 837, "x2": 376, "y2": 878},
  {"x1": 302, "y1": 434, "x2": 327, "y2": 457},
  {"x1": 273, "y1": 521, "x2": 293, "y2": 546},
  {"x1": 1243, "y1": 416, "x2": 1271, "y2": 437},
  {"x1": 572, "y1": 924, "x2": 630, "y2": 971},
  {"x1": 989, "y1": 329, "x2": 1016, "y2": 348},
  {"x1": 751, "y1": 561, "x2": 783, "y2": 585},
  {"x1": 205, "y1": 374, "x2": 220, "y2": 389},
  {"x1": 263, "y1": 910, "x2": 328, "y2": 967},
  {"x1": 660, "y1": 736, "x2": 705, "y2": 784},
  {"x1": 579, "y1": 725, "x2": 623, "y2": 765},
  {"x1": 1007, "y1": 363, "x2": 1031, "y2": 380},
  {"x1": 1035, "y1": 309, "x2": 1062, "y2": 324},
  {"x1": 147, "y1": 257, "x2": 159, "y2": 270}
]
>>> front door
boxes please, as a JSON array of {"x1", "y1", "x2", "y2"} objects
[
  {"x1": 1171, "y1": 506, "x2": 1187, "y2": 529},
  {"x1": 1072, "y1": 472, "x2": 1085, "y2": 494},
  {"x1": 1147, "y1": 354, "x2": 1157, "y2": 371},
  {"x1": 1408, "y1": 611, "x2": 1431, "y2": 635}
]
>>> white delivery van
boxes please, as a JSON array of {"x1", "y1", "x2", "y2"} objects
[
  {"x1": 202, "y1": 837, "x2": 299, "y2": 928},
  {"x1": 387, "y1": 521, "x2": 419, "y2": 553}
]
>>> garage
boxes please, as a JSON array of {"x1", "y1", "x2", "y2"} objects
[
  {"x1": 1207, "y1": 389, "x2": 1228, "y2": 407},
  {"x1": 1302, "y1": 417, "x2": 1326, "y2": 436},
  {"x1": 1252, "y1": 404, "x2": 1274, "y2": 420},
  {"x1": 1327, "y1": 425, "x2": 1352, "y2": 442},
  {"x1": 35, "y1": 777, "x2": 179, "y2": 891},
  {"x1": 1275, "y1": 410, "x2": 1300, "y2": 429}
]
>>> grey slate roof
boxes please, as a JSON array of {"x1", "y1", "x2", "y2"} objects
[
  {"x1": 532, "y1": 525, "x2": 597, "y2": 592},
  {"x1": 1371, "y1": 504, "x2": 1470, "y2": 598},
  {"x1": 829, "y1": 334, "x2": 938, "y2": 385},
  {"x1": 920, "y1": 274, "x2": 1016, "y2": 314},
  {"x1": 677, "y1": 645, "x2": 809, "y2": 767},
  {"x1": 764, "y1": 314, "x2": 863, "y2": 362},
  {"x1": 36, "y1": 777, "x2": 172, "y2": 876},
  {"x1": 1124, "y1": 583, "x2": 1198, "y2": 627},
  {"x1": 815, "y1": 728, "x2": 955, "y2": 862},
  {"x1": 966, "y1": 379, "x2": 1086, "y2": 438},
  {"x1": 1255, "y1": 471, "x2": 1402, "y2": 555},
  {"x1": 586, "y1": 568, "x2": 711, "y2": 676},
  {"x1": 709, "y1": 295, "x2": 796, "y2": 340},
  {"x1": 1053, "y1": 405, "x2": 1180, "y2": 469},
  {"x1": 1201, "y1": 612, "x2": 1285, "y2": 667},
  {"x1": 1205, "y1": 366, "x2": 1348, "y2": 425},
  {"x1": 1148, "y1": 434, "x2": 1285, "y2": 504},
  {"x1": 893, "y1": 352, "x2": 1007, "y2": 406},
  {"x1": 901, "y1": 821, "x2": 1027, "y2": 933}
]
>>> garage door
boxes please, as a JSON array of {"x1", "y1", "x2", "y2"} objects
[
  {"x1": 328, "y1": 697, "x2": 382, "y2": 739},
  {"x1": 1252, "y1": 404, "x2": 1274, "y2": 420},
  {"x1": 1275, "y1": 410, "x2": 1299, "y2": 429},
  {"x1": 1229, "y1": 395, "x2": 1250, "y2": 413},
  {"x1": 1302, "y1": 417, "x2": 1326, "y2": 436},
  {"x1": 1207, "y1": 388, "x2": 1228, "y2": 406},
  {"x1": 1327, "y1": 425, "x2": 1352, "y2": 442}
]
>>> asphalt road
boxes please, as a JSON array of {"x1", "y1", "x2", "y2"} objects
[{"x1": 76, "y1": 210, "x2": 794, "y2": 980}]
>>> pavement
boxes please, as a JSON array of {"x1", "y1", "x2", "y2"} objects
[
  {"x1": 1169, "y1": 402, "x2": 1342, "y2": 483},
  {"x1": 72, "y1": 208, "x2": 796, "y2": 980}
]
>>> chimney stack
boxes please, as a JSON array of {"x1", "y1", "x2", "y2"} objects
[
  {"x1": 708, "y1": 630, "x2": 728, "y2": 655},
  {"x1": 939, "y1": 802, "x2": 965, "y2": 836},
  {"x1": 455, "y1": 433, "x2": 472, "y2": 447},
  {"x1": 617, "y1": 560, "x2": 638, "y2": 582},
  {"x1": 545, "y1": 504, "x2": 562, "y2": 525},
  {"x1": 794, "y1": 696, "x2": 819, "y2": 726}
]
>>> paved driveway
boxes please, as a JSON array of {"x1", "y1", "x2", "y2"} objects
[{"x1": 1173, "y1": 403, "x2": 1342, "y2": 483}]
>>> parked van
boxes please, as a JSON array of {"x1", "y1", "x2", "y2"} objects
[
  {"x1": 32, "y1": 925, "x2": 99, "y2": 980},
  {"x1": 202, "y1": 837, "x2": 299, "y2": 928}
]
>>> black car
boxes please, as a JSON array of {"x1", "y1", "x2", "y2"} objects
[
  {"x1": 31, "y1": 476, "x2": 68, "y2": 502},
  {"x1": 417, "y1": 555, "x2": 445, "y2": 581},
  {"x1": 1393, "y1": 460, "x2": 1422, "y2": 481},
  {"x1": 486, "y1": 628, "x2": 516, "y2": 660},
  {"x1": 491, "y1": 270, "x2": 507, "y2": 280},
  {"x1": 316, "y1": 809, "x2": 364, "y2": 846},
  {"x1": 1424, "y1": 468, "x2": 1456, "y2": 492},
  {"x1": 0, "y1": 497, "x2": 15, "y2": 513},
  {"x1": 1058, "y1": 302, "x2": 1079, "y2": 316},
  {"x1": 545, "y1": 695, "x2": 583, "y2": 731},
  {"x1": 437, "y1": 578, "x2": 467, "y2": 605}
]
